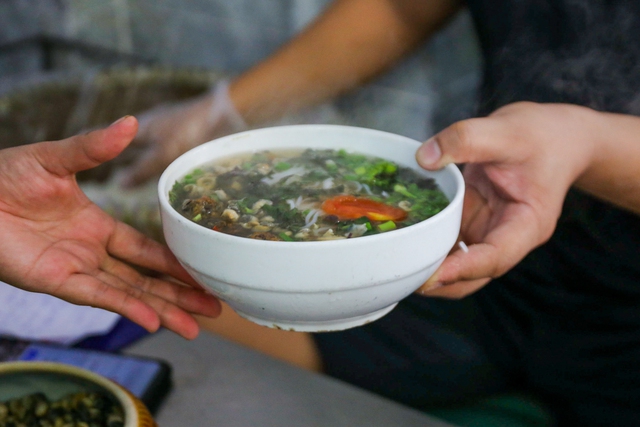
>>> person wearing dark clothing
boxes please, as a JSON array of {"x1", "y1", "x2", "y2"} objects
[
  {"x1": 123, "y1": 1, "x2": 640, "y2": 425},
  {"x1": 318, "y1": 2, "x2": 640, "y2": 425}
]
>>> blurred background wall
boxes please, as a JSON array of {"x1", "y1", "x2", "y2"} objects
[{"x1": 0, "y1": 0, "x2": 481, "y2": 140}]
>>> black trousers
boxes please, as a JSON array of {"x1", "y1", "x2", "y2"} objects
[{"x1": 313, "y1": 273, "x2": 640, "y2": 427}]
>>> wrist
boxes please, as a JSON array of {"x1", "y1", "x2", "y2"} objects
[
  {"x1": 537, "y1": 103, "x2": 602, "y2": 187},
  {"x1": 209, "y1": 79, "x2": 248, "y2": 132},
  {"x1": 569, "y1": 105, "x2": 610, "y2": 187},
  {"x1": 571, "y1": 107, "x2": 640, "y2": 213}
]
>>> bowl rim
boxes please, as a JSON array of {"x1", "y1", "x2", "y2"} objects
[
  {"x1": 158, "y1": 124, "x2": 465, "y2": 247},
  {"x1": 0, "y1": 361, "x2": 139, "y2": 425}
]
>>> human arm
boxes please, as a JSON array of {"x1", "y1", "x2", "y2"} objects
[
  {"x1": 414, "y1": 102, "x2": 640, "y2": 298},
  {"x1": 229, "y1": 0, "x2": 462, "y2": 124},
  {"x1": 0, "y1": 116, "x2": 221, "y2": 339},
  {"x1": 120, "y1": 0, "x2": 462, "y2": 186}
]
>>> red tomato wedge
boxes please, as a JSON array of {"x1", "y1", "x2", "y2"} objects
[{"x1": 321, "y1": 195, "x2": 407, "y2": 222}]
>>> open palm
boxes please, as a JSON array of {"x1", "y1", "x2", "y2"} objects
[{"x1": 0, "y1": 117, "x2": 220, "y2": 339}]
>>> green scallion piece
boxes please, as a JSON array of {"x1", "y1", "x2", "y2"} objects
[
  {"x1": 378, "y1": 221, "x2": 397, "y2": 232},
  {"x1": 279, "y1": 232, "x2": 294, "y2": 241},
  {"x1": 393, "y1": 184, "x2": 416, "y2": 199},
  {"x1": 192, "y1": 213, "x2": 202, "y2": 222},
  {"x1": 274, "y1": 162, "x2": 292, "y2": 171}
]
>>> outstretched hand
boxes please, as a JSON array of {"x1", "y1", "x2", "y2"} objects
[
  {"x1": 0, "y1": 116, "x2": 221, "y2": 339},
  {"x1": 415, "y1": 102, "x2": 597, "y2": 298}
]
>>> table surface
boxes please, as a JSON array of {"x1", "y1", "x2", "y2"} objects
[{"x1": 125, "y1": 330, "x2": 455, "y2": 427}]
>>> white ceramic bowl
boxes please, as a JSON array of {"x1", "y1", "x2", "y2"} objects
[{"x1": 159, "y1": 125, "x2": 464, "y2": 332}]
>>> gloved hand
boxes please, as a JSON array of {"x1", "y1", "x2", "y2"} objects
[{"x1": 118, "y1": 80, "x2": 248, "y2": 187}]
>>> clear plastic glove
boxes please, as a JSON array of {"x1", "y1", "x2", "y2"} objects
[{"x1": 119, "y1": 80, "x2": 248, "y2": 187}]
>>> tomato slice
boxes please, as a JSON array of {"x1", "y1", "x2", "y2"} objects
[{"x1": 321, "y1": 195, "x2": 407, "y2": 222}]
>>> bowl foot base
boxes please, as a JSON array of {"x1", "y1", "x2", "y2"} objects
[{"x1": 235, "y1": 303, "x2": 398, "y2": 332}]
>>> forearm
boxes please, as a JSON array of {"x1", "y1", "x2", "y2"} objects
[
  {"x1": 576, "y1": 109, "x2": 640, "y2": 215},
  {"x1": 229, "y1": 0, "x2": 461, "y2": 125}
]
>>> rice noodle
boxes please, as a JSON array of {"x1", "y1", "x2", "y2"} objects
[
  {"x1": 314, "y1": 226, "x2": 331, "y2": 235},
  {"x1": 261, "y1": 166, "x2": 306, "y2": 185},
  {"x1": 322, "y1": 177, "x2": 334, "y2": 189},
  {"x1": 286, "y1": 196, "x2": 304, "y2": 210},
  {"x1": 304, "y1": 209, "x2": 321, "y2": 228},
  {"x1": 284, "y1": 174, "x2": 302, "y2": 185},
  {"x1": 305, "y1": 209, "x2": 317, "y2": 224}
]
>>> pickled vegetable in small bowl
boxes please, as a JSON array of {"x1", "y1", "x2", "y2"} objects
[{"x1": 0, "y1": 362, "x2": 156, "y2": 427}]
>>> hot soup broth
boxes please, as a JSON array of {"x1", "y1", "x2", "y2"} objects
[{"x1": 169, "y1": 149, "x2": 449, "y2": 241}]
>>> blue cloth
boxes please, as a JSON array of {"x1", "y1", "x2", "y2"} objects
[{"x1": 73, "y1": 317, "x2": 149, "y2": 352}]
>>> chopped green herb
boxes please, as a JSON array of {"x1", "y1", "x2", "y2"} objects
[
  {"x1": 378, "y1": 221, "x2": 397, "y2": 232},
  {"x1": 393, "y1": 184, "x2": 415, "y2": 199},
  {"x1": 279, "y1": 232, "x2": 294, "y2": 241},
  {"x1": 274, "y1": 162, "x2": 292, "y2": 171}
]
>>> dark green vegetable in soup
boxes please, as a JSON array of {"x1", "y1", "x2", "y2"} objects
[{"x1": 169, "y1": 149, "x2": 449, "y2": 241}]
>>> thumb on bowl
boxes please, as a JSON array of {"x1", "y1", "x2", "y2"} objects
[{"x1": 416, "y1": 117, "x2": 512, "y2": 170}]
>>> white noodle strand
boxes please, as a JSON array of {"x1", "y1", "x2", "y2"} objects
[
  {"x1": 261, "y1": 166, "x2": 306, "y2": 185},
  {"x1": 304, "y1": 209, "x2": 321, "y2": 228}
]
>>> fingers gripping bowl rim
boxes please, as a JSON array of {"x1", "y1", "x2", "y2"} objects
[{"x1": 158, "y1": 125, "x2": 464, "y2": 331}]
